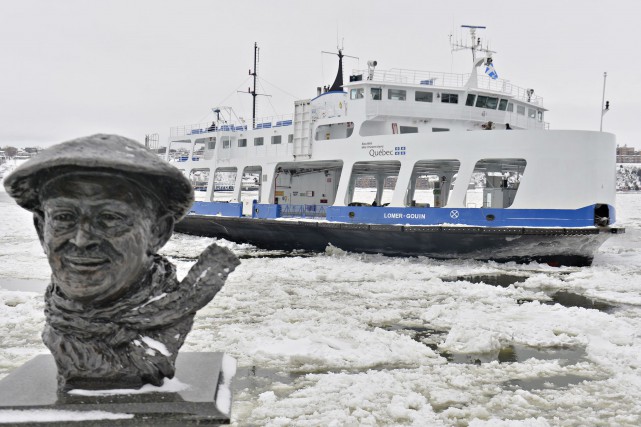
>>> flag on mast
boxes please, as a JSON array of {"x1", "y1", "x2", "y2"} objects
[{"x1": 485, "y1": 62, "x2": 498, "y2": 79}]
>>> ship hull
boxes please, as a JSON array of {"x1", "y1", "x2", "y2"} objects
[{"x1": 175, "y1": 215, "x2": 621, "y2": 266}]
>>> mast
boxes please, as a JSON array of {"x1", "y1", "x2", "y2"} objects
[
  {"x1": 450, "y1": 25, "x2": 495, "y2": 64},
  {"x1": 241, "y1": 42, "x2": 270, "y2": 129},
  {"x1": 250, "y1": 42, "x2": 258, "y2": 129}
]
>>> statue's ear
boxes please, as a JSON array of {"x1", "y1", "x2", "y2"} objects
[
  {"x1": 149, "y1": 213, "x2": 174, "y2": 253},
  {"x1": 33, "y1": 212, "x2": 47, "y2": 253}
]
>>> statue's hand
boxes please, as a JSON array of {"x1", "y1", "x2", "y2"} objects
[
  {"x1": 121, "y1": 243, "x2": 240, "y2": 326},
  {"x1": 180, "y1": 243, "x2": 240, "y2": 293}
]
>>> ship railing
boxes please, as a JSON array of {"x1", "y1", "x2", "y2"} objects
[
  {"x1": 352, "y1": 68, "x2": 544, "y2": 106},
  {"x1": 280, "y1": 204, "x2": 327, "y2": 219},
  {"x1": 170, "y1": 114, "x2": 294, "y2": 137}
]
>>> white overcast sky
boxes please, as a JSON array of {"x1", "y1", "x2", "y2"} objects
[{"x1": 1, "y1": 0, "x2": 639, "y2": 148}]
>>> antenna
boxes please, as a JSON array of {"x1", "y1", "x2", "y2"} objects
[
  {"x1": 600, "y1": 72, "x2": 609, "y2": 132},
  {"x1": 238, "y1": 42, "x2": 270, "y2": 129},
  {"x1": 450, "y1": 25, "x2": 495, "y2": 62}
]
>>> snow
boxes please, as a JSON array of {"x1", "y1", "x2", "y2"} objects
[
  {"x1": 140, "y1": 335, "x2": 172, "y2": 357},
  {"x1": 216, "y1": 354, "x2": 237, "y2": 416},
  {"x1": 0, "y1": 409, "x2": 133, "y2": 423},
  {"x1": 1, "y1": 184, "x2": 641, "y2": 425},
  {"x1": 68, "y1": 377, "x2": 188, "y2": 396}
]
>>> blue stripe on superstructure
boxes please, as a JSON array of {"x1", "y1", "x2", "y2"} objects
[{"x1": 310, "y1": 91, "x2": 347, "y2": 102}]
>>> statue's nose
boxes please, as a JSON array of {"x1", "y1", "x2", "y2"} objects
[{"x1": 69, "y1": 221, "x2": 99, "y2": 248}]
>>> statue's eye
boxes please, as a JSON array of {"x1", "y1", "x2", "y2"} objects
[
  {"x1": 98, "y1": 212, "x2": 126, "y2": 227},
  {"x1": 52, "y1": 212, "x2": 75, "y2": 222}
]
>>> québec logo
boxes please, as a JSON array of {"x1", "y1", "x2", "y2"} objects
[{"x1": 368, "y1": 146, "x2": 407, "y2": 157}]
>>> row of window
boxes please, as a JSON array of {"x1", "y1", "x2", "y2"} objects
[
  {"x1": 350, "y1": 87, "x2": 544, "y2": 121},
  {"x1": 208, "y1": 134, "x2": 295, "y2": 149}
]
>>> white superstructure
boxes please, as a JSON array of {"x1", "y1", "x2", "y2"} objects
[{"x1": 165, "y1": 36, "x2": 614, "y2": 216}]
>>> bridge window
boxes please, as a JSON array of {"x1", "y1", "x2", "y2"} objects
[
  {"x1": 528, "y1": 108, "x2": 536, "y2": 119},
  {"x1": 441, "y1": 93, "x2": 459, "y2": 104},
  {"x1": 222, "y1": 136, "x2": 231, "y2": 149},
  {"x1": 416, "y1": 91, "x2": 434, "y2": 103},
  {"x1": 537, "y1": 111, "x2": 543, "y2": 122},
  {"x1": 271, "y1": 135, "x2": 282, "y2": 145},
  {"x1": 498, "y1": 99, "x2": 508, "y2": 111},
  {"x1": 288, "y1": 134, "x2": 293, "y2": 143},
  {"x1": 238, "y1": 138, "x2": 247, "y2": 147},
  {"x1": 465, "y1": 94, "x2": 476, "y2": 106},
  {"x1": 388, "y1": 89, "x2": 406, "y2": 101},
  {"x1": 432, "y1": 128, "x2": 450, "y2": 132},
  {"x1": 350, "y1": 88, "x2": 364, "y2": 100},
  {"x1": 507, "y1": 102, "x2": 514, "y2": 112},
  {"x1": 371, "y1": 88, "x2": 382, "y2": 100},
  {"x1": 476, "y1": 95, "x2": 499, "y2": 109},
  {"x1": 206, "y1": 137, "x2": 216, "y2": 149},
  {"x1": 254, "y1": 137, "x2": 264, "y2": 146},
  {"x1": 517, "y1": 105, "x2": 525, "y2": 115}
]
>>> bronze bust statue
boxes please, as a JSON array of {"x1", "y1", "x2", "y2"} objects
[{"x1": 4, "y1": 134, "x2": 239, "y2": 391}]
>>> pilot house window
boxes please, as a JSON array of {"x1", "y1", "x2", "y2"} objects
[
  {"x1": 388, "y1": 89, "x2": 407, "y2": 101},
  {"x1": 441, "y1": 93, "x2": 459, "y2": 104},
  {"x1": 371, "y1": 88, "x2": 382, "y2": 100},
  {"x1": 350, "y1": 88, "x2": 364, "y2": 100},
  {"x1": 416, "y1": 91, "x2": 433, "y2": 103},
  {"x1": 465, "y1": 94, "x2": 476, "y2": 106},
  {"x1": 476, "y1": 96, "x2": 499, "y2": 109}
]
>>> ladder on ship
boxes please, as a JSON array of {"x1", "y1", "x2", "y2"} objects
[{"x1": 293, "y1": 99, "x2": 312, "y2": 159}]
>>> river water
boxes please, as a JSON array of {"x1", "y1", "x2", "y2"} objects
[{"x1": 1, "y1": 188, "x2": 640, "y2": 426}]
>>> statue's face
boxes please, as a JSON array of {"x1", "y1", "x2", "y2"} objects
[{"x1": 40, "y1": 173, "x2": 157, "y2": 304}]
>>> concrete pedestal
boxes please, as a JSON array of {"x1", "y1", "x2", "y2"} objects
[{"x1": 0, "y1": 352, "x2": 235, "y2": 426}]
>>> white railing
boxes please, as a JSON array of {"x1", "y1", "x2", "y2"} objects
[
  {"x1": 352, "y1": 68, "x2": 544, "y2": 106},
  {"x1": 170, "y1": 114, "x2": 295, "y2": 137}
]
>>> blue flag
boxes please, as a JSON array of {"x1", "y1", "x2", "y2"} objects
[{"x1": 485, "y1": 63, "x2": 498, "y2": 80}]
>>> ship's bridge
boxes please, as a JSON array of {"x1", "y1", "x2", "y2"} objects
[{"x1": 342, "y1": 68, "x2": 548, "y2": 131}]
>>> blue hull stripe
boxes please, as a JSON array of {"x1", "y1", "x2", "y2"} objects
[{"x1": 188, "y1": 202, "x2": 616, "y2": 228}]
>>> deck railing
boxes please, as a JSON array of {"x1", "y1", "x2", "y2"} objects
[
  {"x1": 170, "y1": 114, "x2": 294, "y2": 137},
  {"x1": 351, "y1": 68, "x2": 544, "y2": 106}
]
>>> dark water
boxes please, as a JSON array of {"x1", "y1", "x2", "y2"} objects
[
  {"x1": 504, "y1": 374, "x2": 592, "y2": 391},
  {"x1": 444, "y1": 274, "x2": 528, "y2": 287},
  {"x1": 550, "y1": 291, "x2": 615, "y2": 312},
  {"x1": 384, "y1": 324, "x2": 585, "y2": 366},
  {"x1": 449, "y1": 274, "x2": 616, "y2": 312}
]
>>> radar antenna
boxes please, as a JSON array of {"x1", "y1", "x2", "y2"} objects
[{"x1": 449, "y1": 25, "x2": 495, "y2": 62}]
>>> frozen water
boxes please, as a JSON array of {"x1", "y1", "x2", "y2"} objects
[{"x1": 1, "y1": 178, "x2": 641, "y2": 425}]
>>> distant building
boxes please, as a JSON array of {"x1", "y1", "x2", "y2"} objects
[{"x1": 617, "y1": 145, "x2": 640, "y2": 163}]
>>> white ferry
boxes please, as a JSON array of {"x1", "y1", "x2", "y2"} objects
[{"x1": 162, "y1": 28, "x2": 623, "y2": 266}]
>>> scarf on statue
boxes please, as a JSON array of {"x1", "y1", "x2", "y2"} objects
[{"x1": 42, "y1": 244, "x2": 240, "y2": 389}]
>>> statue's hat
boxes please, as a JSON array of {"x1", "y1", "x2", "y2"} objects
[{"x1": 3, "y1": 134, "x2": 194, "y2": 221}]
